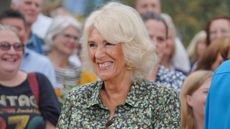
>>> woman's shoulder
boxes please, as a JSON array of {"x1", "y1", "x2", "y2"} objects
[
  {"x1": 138, "y1": 79, "x2": 176, "y2": 91},
  {"x1": 137, "y1": 79, "x2": 178, "y2": 98},
  {"x1": 71, "y1": 82, "x2": 96, "y2": 93},
  {"x1": 139, "y1": 80, "x2": 180, "y2": 111},
  {"x1": 31, "y1": 72, "x2": 47, "y2": 78}
]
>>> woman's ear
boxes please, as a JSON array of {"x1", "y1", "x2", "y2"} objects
[{"x1": 186, "y1": 95, "x2": 194, "y2": 107}]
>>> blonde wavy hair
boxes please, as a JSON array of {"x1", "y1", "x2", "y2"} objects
[
  {"x1": 81, "y1": 2, "x2": 157, "y2": 80},
  {"x1": 187, "y1": 31, "x2": 207, "y2": 64},
  {"x1": 180, "y1": 70, "x2": 212, "y2": 129}
]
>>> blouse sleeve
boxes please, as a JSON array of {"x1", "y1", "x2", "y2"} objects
[{"x1": 36, "y1": 72, "x2": 60, "y2": 126}]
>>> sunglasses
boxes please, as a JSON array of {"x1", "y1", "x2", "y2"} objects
[{"x1": 0, "y1": 41, "x2": 24, "y2": 51}]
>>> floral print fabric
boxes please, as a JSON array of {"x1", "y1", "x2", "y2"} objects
[{"x1": 57, "y1": 79, "x2": 180, "y2": 129}]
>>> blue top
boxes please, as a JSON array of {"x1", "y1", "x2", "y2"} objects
[
  {"x1": 205, "y1": 60, "x2": 230, "y2": 129},
  {"x1": 26, "y1": 33, "x2": 45, "y2": 54},
  {"x1": 20, "y1": 48, "x2": 57, "y2": 88}
]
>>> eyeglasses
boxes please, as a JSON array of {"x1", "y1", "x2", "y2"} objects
[
  {"x1": 62, "y1": 33, "x2": 79, "y2": 41},
  {"x1": 0, "y1": 41, "x2": 24, "y2": 51}
]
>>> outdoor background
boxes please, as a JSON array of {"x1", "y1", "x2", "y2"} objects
[{"x1": 1, "y1": 0, "x2": 229, "y2": 47}]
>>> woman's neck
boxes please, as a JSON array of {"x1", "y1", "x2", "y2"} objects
[
  {"x1": 0, "y1": 71, "x2": 26, "y2": 87},
  {"x1": 102, "y1": 80, "x2": 131, "y2": 102},
  {"x1": 100, "y1": 71, "x2": 132, "y2": 117},
  {"x1": 193, "y1": 114, "x2": 204, "y2": 129},
  {"x1": 48, "y1": 50, "x2": 69, "y2": 68},
  {"x1": 161, "y1": 57, "x2": 173, "y2": 69}
]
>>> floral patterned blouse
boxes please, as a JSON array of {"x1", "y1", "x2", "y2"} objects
[
  {"x1": 57, "y1": 79, "x2": 180, "y2": 129},
  {"x1": 155, "y1": 65, "x2": 186, "y2": 92}
]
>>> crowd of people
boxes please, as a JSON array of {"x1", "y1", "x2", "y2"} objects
[{"x1": 0, "y1": 0, "x2": 229, "y2": 128}]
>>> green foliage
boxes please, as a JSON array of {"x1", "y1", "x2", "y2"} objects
[
  {"x1": 161, "y1": 0, "x2": 230, "y2": 47},
  {"x1": 3, "y1": 0, "x2": 228, "y2": 47},
  {"x1": 122, "y1": 0, "x2": 229, "y2": 47},
  {"x1": 0, "y1": 0, "x2": 11, "y2": 12}
]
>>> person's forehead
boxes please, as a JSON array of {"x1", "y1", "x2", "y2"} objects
[
  {"x1": 146, "y1": 20, "x2": 167, "y2": 38},
  {"x1": 136, "y1": 0, "x2": 160, "y2": 5},
  {"x1": 0, "y1": 30, "x2": 19, "y2": 42},
  {"x1": 19, "y1": 0, "x2": 43, "y2": 4},
  {"x1": 0, "y1": 18, "x2": 25, "y2": 30},
  {"x1": 211, "y1": 19, "x2": 230, "y2": 26},
  {"x1": 1, "y1": 18, "x2": 24, "y2": 24},
  {"x1": 146, "y1": 19, "x2": 166, "y2": 30}
]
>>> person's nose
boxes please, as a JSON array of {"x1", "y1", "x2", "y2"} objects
[
  {"x1": 66, "y1": 36, "x2": 75, "y2": 44},
  {"x1": 95, "y1": 46, "x2": 106, "y2": 59},
  {"x1": 216, "y1": 31, "x2": 223, "y2": 39},
  {"x1": 7, "y1": 46, "x2": 17, "y2": 54}
]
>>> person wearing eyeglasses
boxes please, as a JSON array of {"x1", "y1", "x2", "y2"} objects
[
  {"x1": 44, "y1": 16, "x2": 97, "y2": 104},
  {"x1": 0, "y1": 24, "x2": 60, "y2": 129},
  {"x1": 0, "y1": 9, "x2": 57, "y2": 88}
]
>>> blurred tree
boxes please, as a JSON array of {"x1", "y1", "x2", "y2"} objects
[
  {"x1": 160, "y1": 0, "x2": 229, "y2": 47},
  {"x1": 0, "y1": 0, "x2": 11, "y2": 12},
  {"x1": 121, "y1": 0, "x2": 230, "y2": 47},
  {"x1": 40, "y1": 0, "x2": 229, "y2": 47}
]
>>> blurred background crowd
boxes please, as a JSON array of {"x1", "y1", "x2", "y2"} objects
[
  {"x1": 1, "y1": 0, "x2": 229, "y2": 47},
  {"x1": 0, "y1": 0, "x2": 229, "y2": 128}
]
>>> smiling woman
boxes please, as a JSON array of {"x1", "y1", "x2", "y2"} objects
[
  {"x1": 0, "y1": 25, "x2": 22, "y2": 73},
  {"x1": 87, "y1": 28, "x2": 125, "y2": 81},
  {"x1": 44, "y1": 16, "x2": 96, "y2": 104},
  {"x1": 57, "y1": 2, "x2": 181, "y2": 129},
  {"x1": 0, "y1": 24, "x2": 60, "y2": 129}
]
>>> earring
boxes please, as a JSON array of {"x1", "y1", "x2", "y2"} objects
[{"x1": 126, "y1": 64, "x2": 133, "y2": 70}]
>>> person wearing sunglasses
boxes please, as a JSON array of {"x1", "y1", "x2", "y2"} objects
[{"x1": 0, "y1": 24, "x2": 60, "y2": 129}]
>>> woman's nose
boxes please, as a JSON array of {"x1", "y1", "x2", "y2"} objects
[{"x1": 95, "y1": 46, "x2": 106, "y2": 58}]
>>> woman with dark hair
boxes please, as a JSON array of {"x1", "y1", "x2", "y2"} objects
[{"x1": 205, "y1": 16, "x2": 230, "y2": 46}]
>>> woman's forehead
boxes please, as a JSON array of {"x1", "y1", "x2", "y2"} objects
[{"x1": 0, "y1": 30, "x2": 20, "y2": 42}]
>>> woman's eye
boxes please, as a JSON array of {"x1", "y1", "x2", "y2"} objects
[
  {"x1": 88, "y1": 42, "x2": 97, "y2": 48},
  {"x1": 105, "y1": 42, "x2": 115, "y2": 47},
  {"x1": 203, "y1": 90, "x2": 208, "y2": 94}
]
